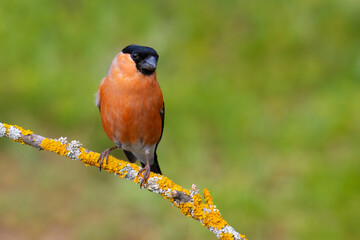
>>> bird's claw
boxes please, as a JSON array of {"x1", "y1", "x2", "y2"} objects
[
  {"x1": 98, "y1": 146, "x2": 118, "y2": 171},
  {"x1": 98, "y1": 151, "x2": 110, "y2": 171},
  {"x1": 138, "y1": 164, "x2": 151, "y2": 188}
]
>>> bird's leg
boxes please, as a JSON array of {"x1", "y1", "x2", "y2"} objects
[
  {"x1": 138, "y1": 151, "x2": 151, "y2": 188},
  {"x1": 98, "y1": 146, "x2": 118, "y2": 171}
]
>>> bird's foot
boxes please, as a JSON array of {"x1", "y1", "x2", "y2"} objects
[
  {"x1": 98, "y1": 146, "x2": 118, "y2": 171},
  {"x1": 138, "y1": 163, "x2": 151, "y2": 188}
]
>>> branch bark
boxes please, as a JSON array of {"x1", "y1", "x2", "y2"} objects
[{"x1": 0, "y1": 122, "x2": 247, "y2": 240}]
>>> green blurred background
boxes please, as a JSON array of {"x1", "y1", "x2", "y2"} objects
[{"x1": 1, "y1": 0, "x2": 359, "y2": 239}]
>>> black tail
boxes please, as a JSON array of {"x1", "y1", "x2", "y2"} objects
[
  {"x1": 123, "y1": 150, "x2": 137, "y2": 163},
  {"x1": 151, "y1": 152, "x2": 162, "y2": 174}
]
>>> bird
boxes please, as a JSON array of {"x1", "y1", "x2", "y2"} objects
[{"x1": 96, "y1": 44, "x2": 164, "y2": 187}]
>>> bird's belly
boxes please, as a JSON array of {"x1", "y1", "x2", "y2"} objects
[
  {"x1": 101, "y1": 95, "x2": 162, "y2": 147},
  {"x1": 119, "y1": 141, "x2": 156, "y2": 165}
]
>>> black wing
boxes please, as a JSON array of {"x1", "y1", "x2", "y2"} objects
[
  {"x1": 158, "y1": 101, "x2": 165, "y2": 143},
  {"x1": 148, "y1": 101, "x2": 164, "y2": 174}
]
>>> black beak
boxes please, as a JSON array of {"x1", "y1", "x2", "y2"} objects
[{"x1": 141, "y1": 56, "x2": 157, "y2": 71}]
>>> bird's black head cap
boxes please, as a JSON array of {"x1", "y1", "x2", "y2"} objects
[{"x1": 122, "y1": 44, "x2": 159, "y2": 75}]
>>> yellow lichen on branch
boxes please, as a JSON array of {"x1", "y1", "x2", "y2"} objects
[
  {"x1": 40, "y1": 138, "x2": 69, "y2": 156},
  {"x1": 0, "y1": 123, "x2": 33, "y2": 143},
  {"x1": 0, "y1": 122, "x2": 246, "y2": 240},
  {"x1": 204, "y1": 188, "x2": 214, "y2": 205}
]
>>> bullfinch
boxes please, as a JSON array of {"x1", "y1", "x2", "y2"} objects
[{"x1": 96, "y1": 44, "x2": 164, "y2": 186}]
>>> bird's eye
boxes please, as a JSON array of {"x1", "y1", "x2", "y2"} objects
[{"x1": 132, "y1": 52, "x2": 138, "y2": 59}]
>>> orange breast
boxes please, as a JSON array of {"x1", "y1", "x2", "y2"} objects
[{"x1": 99, "y1": 53, "x2": 163, "y2": 146}]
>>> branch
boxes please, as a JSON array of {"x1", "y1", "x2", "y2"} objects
[{"x1": 0, "y1": 122, "x2": 247, "y2": 240}]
